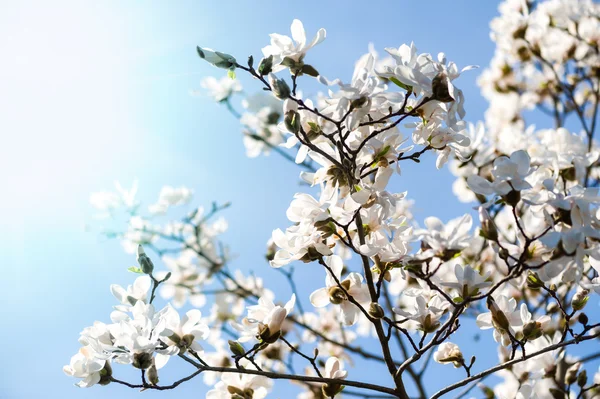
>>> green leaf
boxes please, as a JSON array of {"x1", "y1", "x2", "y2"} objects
[
  {"x1": 389, "y1": 76, "x2": 412, "y2": 92},
  {"x1": 128, "y1": 266, "x2": 143, "y2": 274},
  {"x1": 228, "y1": 69, "x2": 236, "y2": 80}
]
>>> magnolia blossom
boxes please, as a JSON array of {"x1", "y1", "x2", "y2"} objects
[
  {"x1": 417, "y1": 214, "x2": 472, "y2": 258},
  {"x1": 70, "y1": 5, "x2": 600, "y2": 398},
  {"x1": 261, "y1": 19, "x2": 326, "y2": 72},
  {"x1": 476, "y1": 296, "x2": 524, "y2": 346},
  {"x1": 155, "y1": 308, "x2": 210, "y2": 368},
  {"x1": 467, "y1": 150, "x2": 533, "y2": 197},
  {"x1": 63, "y1": 347, "x2": 111, "y2": 388},
  {"x1": 110, "y1": 275, "x2": 151, "y2": 307},
  {"x1": 199, "y1": 75, "x2": 242, "y2": 102},
  {"x1": 394, "y1": 296, "x2": 447, "y2": 333},
  {"x1": 232, "y1": 294, "x2": 295, "y2": 343},
  {"x1": 440, "y1": 264, "x2": 492, "y2": 299},
  {"x1": 433, "y1": 342, "x2": 464, "y2": 367},
  {"x1": 207, "y1": 363, "x2": 273, "y2": 399},
  {"x1": 148, "y1": 186, "x2": 193, "y2": 215},
  {"x1": 309, "y1": 255, "x2": 370, "y2": 325}
]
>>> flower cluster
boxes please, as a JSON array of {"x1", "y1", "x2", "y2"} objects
[{"x1": 68, "y1": 2, "x2": 600, "y2": 398}]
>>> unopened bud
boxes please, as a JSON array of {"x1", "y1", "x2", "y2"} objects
[
  {"x1": 257, "y1": 55, "x2": 273, "y2": 76},
  {"x1": 368, "y1": 302, "x2": 385, "y2": 319},
  {"x1": 522, "y1": 321, "x2": 543, "y2": 340},
  {"x1": 284, "y1": 110, "x2": 300, "y2": 133},
  {"x1": 526, "y1": 271, "x2": 545, "y2": 290},
  {"x1": 578, "y1": 369, "x2": 588, "y2": 388},
  {"x1": 571, "y1": 289, "x2": 590, "y2": 311},
  {"x1": 578, "y1": 313, "x2": 589, "y2": 326},
  {"x1": 479, "y1": 384, "x2": 494, "y2": 399},
  {"x1": 546, "y1": 302, "x2": 559, "y2": 314},
  {"x1": 196, "y1": 46, "x2": 237, "y2": 70},
  {"x1": 268, "y1": 73, "x2": 291, "y2": 100},
  {"x1": 565, "y1": 362, "x2": 581, "y2": 385},
  {"x1": 478, "y1": 207, "x2": 498, "y2": 242},
  {"x1": 147, "y1": 360, "x2": 159, "y2": 386},
  {"x1": 228, "y1": 340, "x2": 246, "y2": 357},
  {"x1": 487, "y1": 296, "x2": 510, "y2": 332},
  {"x1": 136, "y1": 245, "x2": 154, "y2": 275}
]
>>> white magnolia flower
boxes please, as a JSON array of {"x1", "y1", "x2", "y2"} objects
[
  {"x1": 310, "y1": 255, "x2": 370, "y2": 325},
  {"x1": 261, "y1": 19, "x2": 326, "y2": 72},
  {"x1": 324, "y1": 356, "x2": 348, "y2": 379},
  {"x1": 476, "y1": 295, "x2": 524, "y2": 346},
  {"x1": 433, "y1": 342, "x2": 464, "y2": 367},
  {"x1": 232, "y1": 294, "x2": 295, "y2": 343},
  {"x1": 394, "y1": 295, "x2": 447, "y2": 333},
  {"x1": 89, "y1": 180, "x2": 139, "y2": 218},
  {"x1": 468, "y1": 150, "x2": 533, "y2": 197},
  {"x1": 110, "y1": 275, "x2": 151, "y2": 307},
  {"x1": 200, "y1": 75, "x2": 242, "y2": 102},
  {"x1": 417, "y1": 214, "x2": 473, "y2": 257},
  {"x1": 63, "y1": 346, "x2": 110, "y2": 388},
  {"x1": 155, "y1": 307, "x2": 210, "y2": 368},
  {"x1": 148, "y1": 185, "x2": 193, "y2": 215},
  {"x1": 107, "y1": 301, "x2": 167, "y2": 368},
  {"x1": 440, "y1": 264, "x2": 492, "y2": 298},
  {"x1": 207, "y1": 362, "x2": 273, "y2": 399}
]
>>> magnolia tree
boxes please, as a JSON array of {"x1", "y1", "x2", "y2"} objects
[{"x1": 65, "y1": 0, "x2": 600, "y2": 398}]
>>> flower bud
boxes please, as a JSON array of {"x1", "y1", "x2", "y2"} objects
[
  {"x1": 578, "y1": 369, "x2": 588, "y2": 388},
  {"x1": 526, "y1": 271, "x2": 545, "y2": 290},
  {"x1": 196, "y1": 46, "x2": 237, "y2": 70},
  {"x1": 565, "y1": 362, "x2": 581, "y2": 385},
  {"x1": 478, "y1": 207, "x2": 498, "y2": 242},
  {"x1": 284, "y1": 110, "x2": 300, "y2": 133},
  {"x1": 368, "y1": 302, "x2": 385, "y2": 319},
  {"x1": 228, "y1": 340, "x2": 246, "y2": 357},
  {"x1": 268, "y1": 73, "x2": 291, "y2": 100},
  {"x1": 479, "y1": 385, "x2": 495, "y2": 399},
  {"x1": 434, "y1": 343, "x2": 464, "y2": 367},
  {"x1": 136, "y1": 245, "x2": 154, "y2": 275},
  {"x1": 571, "y1": 289, "x2": 590, "y2": 311},
  {"x1": 147, "y1": 360, "x2": 159, "y2": 386},
  {"x1": 522, "y1": 321, "x2": 543, "y2": 340},
  {"x1": 578, "y1": 313, "x2": 589, "y2": 326},
  {"x1": 258, "y1": 55, "x2": 274, "y2": 76},
  {"x1": 487, "y1": 296, "x2": 510, "y2": 332}
]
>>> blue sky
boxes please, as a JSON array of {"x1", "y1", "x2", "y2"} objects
[{"x1": 1, "y1": 1, "x2": 578, "y2": 398}]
